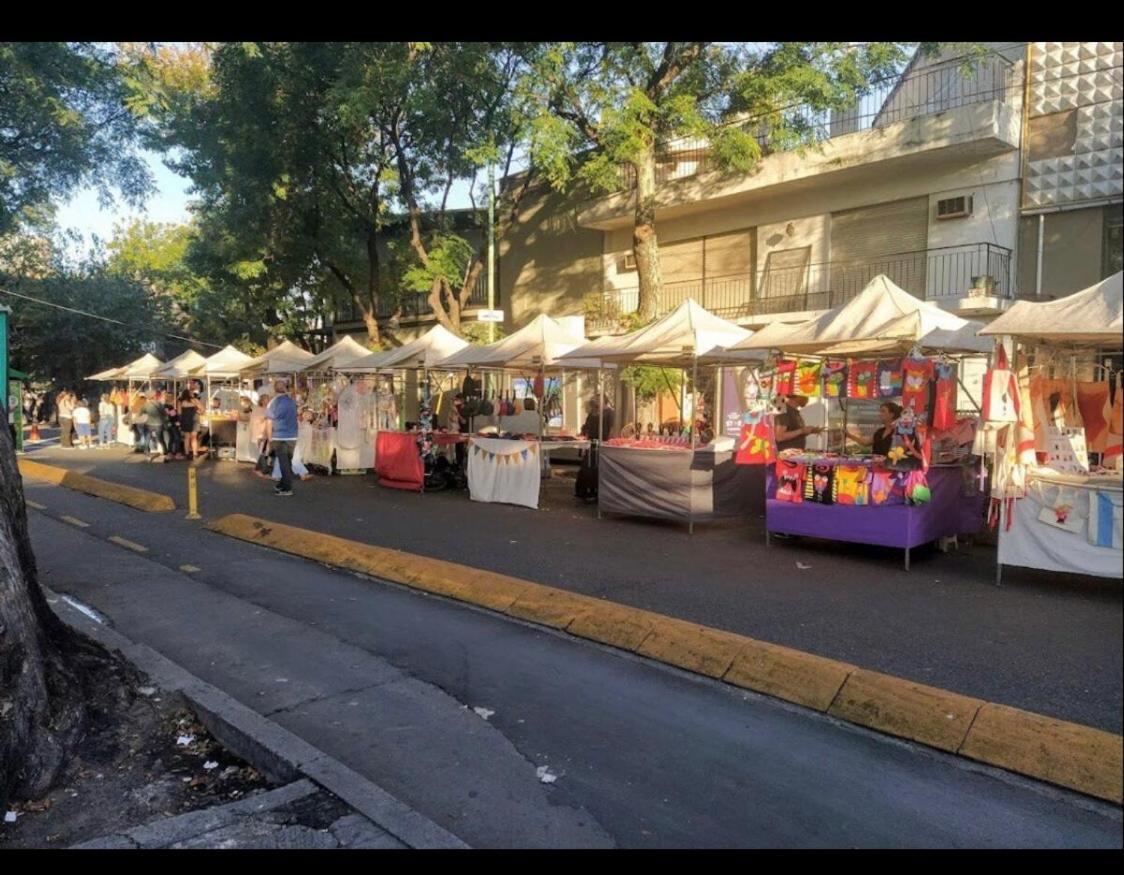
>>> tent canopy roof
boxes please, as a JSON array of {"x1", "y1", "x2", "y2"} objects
[
  {"x1": 120, "y1": 353, "x2": 166, "y2": 379},
  {"x1": 347, "y1": 324, "x2": 470, "y2": 371},
  {"x1": 239, "y1": 340, "x2": 315, "y2": 375},
  {"x1": 190, "y1": 345, "x2": 256, "y2": 378},
  {"x1": 302, "y1": 335, "x2": 372, "y2": 371},
  {"x1": 152, "y1": 349, "x2": 208, "y2": 380},
  {"x1": 980, "y1": 271, "x2": 1123, "y2": 346},
  {"x1": 88, "y1": 365, "x2": 126, "y2": 381},
  {"x1": 436, "y1": 314, "x2": 586, "y2": 370},
  {"x1": 559, "y1": 299, "x2": 751, "y2": 367},
  {"x1": 733, "y1": 275, "x2": 991, "y2": 355}
]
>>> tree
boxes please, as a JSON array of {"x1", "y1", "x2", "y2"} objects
[
  {"x1": 0, "y1": 42, "x2": 152, "y2": 237},
  {"x1": 523, "y1": 42, "x2": 923, "y2": 321}
]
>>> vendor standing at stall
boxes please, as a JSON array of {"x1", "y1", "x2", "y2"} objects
[
  {"x1": 581, "y1": 396, "x2": 614, "y2": 441},
  {"x1": 846, "y1": 401, "x2": 902, "y2": 456},
  {"x1": 774, "y1": 394, "x2": 821, "y2": 451}
]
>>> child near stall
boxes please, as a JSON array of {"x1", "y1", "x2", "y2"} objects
[{"x1": 72, "y1": 397, "x2": 93, "y2": 449}]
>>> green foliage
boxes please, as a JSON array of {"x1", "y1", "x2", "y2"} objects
[
  {"x1": 0, "y1": 42, "x2": 153, "y2": 236},
  {"x1": 401, "y1": 234, "x2": 475, "y2": 293},
  {"x1": 621, "y1": 365, "x2": 682, "y2": 403},
  {"x1": 459, "y1": 321, "x2": 508, "y2": 345}
]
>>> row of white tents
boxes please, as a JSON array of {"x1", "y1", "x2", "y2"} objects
[{"x1": 89, "y1": 272, "x2": 1123, "y2": 386}]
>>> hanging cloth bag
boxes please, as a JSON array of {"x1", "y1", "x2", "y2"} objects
[{"x1": 981, "y1": 346, "x2": 1019, "y2": 423}]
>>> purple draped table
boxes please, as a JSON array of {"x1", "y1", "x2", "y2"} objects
[{"x1": 764, "y1": 463, "x2": 984, "y2": 570}]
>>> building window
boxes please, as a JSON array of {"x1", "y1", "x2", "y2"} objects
[{"x1": 1104, "y1": 205, "x2": 1123, "y2": 278}]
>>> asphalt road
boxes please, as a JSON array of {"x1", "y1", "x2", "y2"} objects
[
  {"x1": 22, "y1": 482, "x2": 1124, "y2": 848},
  {"x1": 22, "y1": 444, "x2": 1124, "y2": 734}
]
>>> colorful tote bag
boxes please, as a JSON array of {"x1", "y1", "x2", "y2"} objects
[
  {"x1": 901, "y1": 356, "x2": 934, "y2": 416},
  {"x1": 931, "y1": 362, "x2": 957, "y2": 431},
  {"x1": 886, "y1": 413, "x2": 928, "y2": 472},
  {"x1": 876, "y1": 360, "x2": 903, "y2": 398},
  {"x1": 847, "y1": 361, "x2": 878, "y2": 400},
  {"x1": 833, "y1": 465, "x2": 869, "y2": 506},
  {"x1": 804, "y1": 463, "x2": 835, "y2": 505},
  {"x1": 981, "y1": 346, "x2": 1019, "y2": 423},
  {"x1": 774, "y1": 361, "x2": 797, "y2": 397},
  {"x1": 822, "y1": 360, "x2": 848, "y2": 398},
  {"x1": 774, "y1": 459, "x2": 805, "y2": 503},
  {"x1": 735, "y1": 411, "x2": 776, "y2": 465},
  {"x1": 796, "y1": 360, "x2": 822, "y2": 398}
]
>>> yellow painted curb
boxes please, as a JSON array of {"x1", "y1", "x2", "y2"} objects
[
  {"x1": 635, "y1": 616, "x2": 746, "y2": 679},
  {"x1": 959, "y1": 704, "x2": 1124, "y2": 805},
  {"x1": 208, "y1": 513, "x2": 1124, "y2": 804},
  {"x1": 18, "y1": 459, "x2": 175, "y2": 513},
  {"x1": 828, "y1": 669, "x2": 985, "y2": 754},
  {"x1": 725, "y1": 641, "x2": 855, "y2": 713}
]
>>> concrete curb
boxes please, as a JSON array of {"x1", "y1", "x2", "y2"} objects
[
  {"x1": 46, "y1": 588, "x2": 469, "y2": 849},
  {"x1": 19, "y1": 458, "x2": 175, "y2": 512},
  {"x1": 207, "y1": 513, "x2": 1124, "y2": 806}
]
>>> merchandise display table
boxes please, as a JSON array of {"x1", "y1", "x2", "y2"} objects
[
  {"x1": 598, "y1": 443, "x2": 765, "y2": 529},
  {"x1": 299, "y1": 423, "x2": 337, "y2": 471},
  {"x1": 466, "y1": 437, "x2": 541, "y2": 509},
  {"x1": 205, "y1": 413, "x2": 239, "y2": 456},
  {"x1": 997, "y1": 469, "x2": 1123, "y2": 582},
  {"x1": 765, "y1": 463, "x2": 983, "y2": 569},
  {"x1": 375, "y1": 431, "x2": 424, "y2": 491}
]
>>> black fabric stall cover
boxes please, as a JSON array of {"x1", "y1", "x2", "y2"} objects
[{"x1": 599, "y1": 446, "x2": 764, "y2": 522}]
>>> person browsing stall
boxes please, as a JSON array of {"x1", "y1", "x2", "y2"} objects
[
  {"x1": 263, "y1": 379, "x2": 299, "y2": 496},
  {"x1": 846, "y1": 401, "x2": 902, "y2": 456},
  {"x1": 774, "y1": 394, "x2": 823, "y2": 452}
]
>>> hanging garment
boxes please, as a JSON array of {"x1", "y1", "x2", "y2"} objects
[
  {"x1": 982, "y1": 346, "x2": 1018, "y2": 423},
  {"x1": 1076, "y1": 382, "x2": 1111, "y2": 454},
  {"x1": 930, "y1": 362, "x2": 957, "y2": 430},
  {"x1": 846, "y1": 361, "x2": 878, "y2": 399},
  {"x1": 1105, "y1": 373, "x2": 1124, "y2": 464},
  {"x1": 735, "y1": 411, "x2": 776, "y2": 465},
  {"x1": 821, "y1": 360, "x2": 848, "y2": 398},
  {"x1": 1087, "y1": 489, "x2": 1123, "y2": 549},
  {"x1": 1013, "y1": 354, "x2": 1038, "y2": 465},
  {"x1": 774, "y1": 361, "x2": 797, "y2": 396},
  {"x1": 901, "y1": 356, "x2": 934, "y2": 416},
  {"x1": 796, "y1": 360, "x2": 822, "y2": 398},
  {"x1": 987, "y1": 426, "x2": 1027, "y2": 531},
  {"x1": 774, "y1": 459, "x2": 805, "y2": 503},
  {"x1": 833, "y1": 465, "x2": 870, "y2": 506},
  {"x1": 877, "y1": 360, "x2": 903, "y2": 398},
  {"x1": 804, "y1": 463, "x2": 835, "y2": 505}
]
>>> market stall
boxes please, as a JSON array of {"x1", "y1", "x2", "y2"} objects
[
  {"x1": 560, "y1": 299, "x2": 759, "y2": 531},
  {"x1": 117, "y1": 353, "x2": 166, "y2": 447},
  {"x1": 188, "y1": 345, "x2": 256, "y2": 461},
  {"x1": 295, "y1": 336, "x2": 374, "y2": 473},
  {"x1": 729, "y1": 275, "x2": 991, "y2": 567},
  {"x1": 979, "y1": 271, "x2": 1123, "y2": 583}
]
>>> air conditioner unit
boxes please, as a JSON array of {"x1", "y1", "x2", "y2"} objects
[
  {"x1": 936, "y1": 195, "x2": 973, "y2": 220},
  {"x1": 622, "y1": 252, "x2": 637, "y2": 271}
]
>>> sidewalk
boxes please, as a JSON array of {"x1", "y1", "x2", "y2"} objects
[{"x1": 25, "y1": 444, "x2": 1124, "y2": 734}]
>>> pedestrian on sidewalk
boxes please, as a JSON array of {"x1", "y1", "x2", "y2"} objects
[
  {"x1": 72, "y1": 397, "x2": 93, "y2": 449},
  {"x1": 141, "y1": 391, "x2": 170, "y2": 462},
  {"x1": 58, "y1": 389, "x2": 75, "y2": 448},
  {"x1": 98, "y1": 393, "x2": 116, "y2": 447},
  {"x1": 178, "y1": 388, "x2": 204, "y2": 459},
  {"x1": 264, "y1": 380, "x2": 298, "y2": 496}
]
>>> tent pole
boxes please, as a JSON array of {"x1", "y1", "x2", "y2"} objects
[
  {"x1": 690, "y1": 355, "x2": 698, "y2": 536},
  {"x1": 597, "y1": 366, "x2": 604, "y2": 520}
]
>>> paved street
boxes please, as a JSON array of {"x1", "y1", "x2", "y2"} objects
[
  {"x1": 23, "y1": 444, "x2": 1124, "y2": 734},
  {"x1": 19, "y1": 478, "x2": 1123, "y2": 848}
]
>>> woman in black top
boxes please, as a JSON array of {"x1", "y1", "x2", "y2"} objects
[{"x1": 847, "y1": 401, "x2": 902, "y2": 456}]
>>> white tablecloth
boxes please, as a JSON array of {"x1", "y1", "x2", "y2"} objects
[
  {"x1": 999, "y1": 476, "x2": 1123, "y2": 580},
  {"x1": 467, "y1": 437, "x2": 541, "y2": 509}
]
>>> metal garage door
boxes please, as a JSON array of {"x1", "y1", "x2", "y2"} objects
[{"x1": 829, "y1": 196, "x2": 929, "y2": 302}]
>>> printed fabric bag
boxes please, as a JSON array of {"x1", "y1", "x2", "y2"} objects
[
  {"x1": 847, "y1": 361, "x2": 878, "y2": 400},
  {"x1": 1044, "y1": 425, "x2": 1089, "y2": 473},
  {"x1": 981, "y1": 346, "x2": 1019, "y2": 423},
  {"x1": 821, "y1": 360, "x2": 848, "y2": 398},
  {"x1": 870, "y1": 466, "x2": 905, "y2": 506},
  {"x1": 931, "y1": 362, "x2": 957, "y2": 430},
  {"x1": 735, "y1": 411, "x2": 776, "y2": 466},
  {"x1": 900, "y1": 355, "x2": 934, "y2": 416},
  {"x1": 774, "y1": 361, "x2": 797, "y2": 397},
  {"x1": 1034, "y1": 483, "x2": 1086, "y2": 535},
  {"x1": 774, "y1": 459, "x2": 805, "y2": 503},
  {"x1": 795, "y1": 360, "x2": 822, "y2": 398},
  {"x1": 804, "y1": 463, "x2": 835, "y2": 505},
  {"x1": 833, "y1": 465, "x2": 869, "y2": 506},
  {"x1": 876, "y1": 360, "x2": 903, "y2": 399}
]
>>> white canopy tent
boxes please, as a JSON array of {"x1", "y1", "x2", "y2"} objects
[
  {"x1": 732, "y1": 275, "x2": 991, "y2": 356},
  {"x1": 347, "y1": 324, "x2": 469, "y2": 372},
  {"x1": 88, "y1": 365, "x2": 126, "y2": 381},
  {"x1": 436, "y1": 314, "x2": 587, "y2": 370},
  {"x1": 980, "y1": 271, "x2": 1123, "y2": 347},
  {"x1": 120, "y1": 353, "x2": 166, "y2": 381},
  {"x1": 238, "y1": 340, "x2": 316, "y2": 377},
  {"x1": 190, "y1": 345, "x2": 256, "y2": 380},
  {"x1": 152, "y1": 349, "x2": 208, "y2": 381},
  {"x1": 301, "y1": 335, "x2": 372, "y2": 371}
]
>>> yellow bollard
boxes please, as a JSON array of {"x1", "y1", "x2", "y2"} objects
[{"x1": 185, "y1": 465, "x2": 201, "y2": 520}]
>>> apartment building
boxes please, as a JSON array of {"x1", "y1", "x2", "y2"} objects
[{"x1": 332, "y1": 42, "x2": 1122, "y2": 345}]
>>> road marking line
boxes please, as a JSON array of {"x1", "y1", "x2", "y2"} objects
[
  {"x1": 25, "y1": 500, "x2": 47, "y2": 510},
  {"x1": 180, "y1": 564, "x2": 201, "y2": 573},
  {"x1": 60, "y1": 515, "x2": 91, "y2": 528},
  {"x1": 108, "y1": 535, "x2": 148, "y2": 553}
]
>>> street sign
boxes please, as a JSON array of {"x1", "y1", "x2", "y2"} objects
[{"x1": 478, "y1": 309, "x2": 504, "y2": 323}]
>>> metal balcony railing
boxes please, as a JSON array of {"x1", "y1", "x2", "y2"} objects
[
  {"x1": 618, "y1": 53, "x2": 1018, "y2": 189},
  {"x1": 335, "y1": 271, "x2": 490, "y2": 324},
  {"x1": 585, "y1": 242, "x2": 1012, "y2": 334}
]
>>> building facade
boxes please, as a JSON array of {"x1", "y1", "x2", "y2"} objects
[{"x1": 334, "y1": 42, "x2": 1122, "y2": 345}]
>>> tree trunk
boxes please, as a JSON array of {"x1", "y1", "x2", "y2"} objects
[
  {"x1": 427, "y1": 279, "x2": 458, "y2": 333},
  {"x1": 0, "y1": 419, "x2": 90, "y2": 811},
  {"x1": 632, "y1": 147, "x2": 663, "y2": 324}
]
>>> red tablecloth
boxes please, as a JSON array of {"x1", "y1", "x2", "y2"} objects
[
  {"x1": 375, "y1": 432, "x2": 424, "y2": 492},
  {"x1": 431, "y1": 432, "x2": 468, "y2": 446}
]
